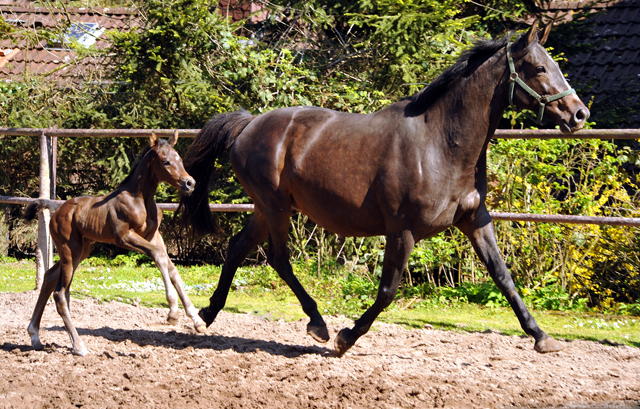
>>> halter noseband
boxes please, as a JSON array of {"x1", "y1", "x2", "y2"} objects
[{"x1": 507, "y1": 42, "x2": 575, "y2": 125}]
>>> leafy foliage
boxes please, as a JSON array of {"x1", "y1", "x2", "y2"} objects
[{"x1": 0, "y1": 0, "x2": 638, "y2": 314}]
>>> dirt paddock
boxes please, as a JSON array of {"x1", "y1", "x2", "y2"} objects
[{"x1": 1, "y1": 291, "x2": 639, "y2": 408}]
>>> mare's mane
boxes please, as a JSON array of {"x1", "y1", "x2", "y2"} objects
[
  {"x1": 116, "y1": 139, "x2": 169, "y2": 188},
  {"x1": 406, "y1": 32, "x2": 515, "y2": 114}
]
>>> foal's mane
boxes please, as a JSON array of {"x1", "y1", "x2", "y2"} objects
[
  {"x1": 116, "y1": 139, "x2": 169, "y2": 188},
  {"x1": 406, "y1": 32, "x2": 515, "y2": 113}
]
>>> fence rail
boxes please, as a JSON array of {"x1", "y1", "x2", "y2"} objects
[
  {"x1": 1, "y1": 127, "x2": 639, "y2": 288},
  {"x1": 1, "y1": 128, "x2": 640, "y2": 139},
  {"x1": 3, "y1": 196, "x2": 640, "y2": 227}
]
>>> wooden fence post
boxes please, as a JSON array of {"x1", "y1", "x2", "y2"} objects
[{"x1": 34, "y1": 129, "x2": 56, "y2": 290}]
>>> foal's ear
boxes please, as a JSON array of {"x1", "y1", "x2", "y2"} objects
[
  {"x1": 539, "y1": 21, "x2": 553, "y2": 46},
  {"x1": 150, "y1": 132, "x2": 158, "y2": 146},
  {"x1": 168, "y1": 129, "x2": 179, "y2": 147},
  {"x1": 525, "y1": 19, "x2": 540, "y2": 46}
]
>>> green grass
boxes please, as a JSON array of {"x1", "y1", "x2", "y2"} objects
[{"x1": 1, "y1": 255, "x2": 638, "y2": 348}]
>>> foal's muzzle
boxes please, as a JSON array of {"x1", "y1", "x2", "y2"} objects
[{"x1": 180, "y1": 177, "x2": 196, "y2": 195}]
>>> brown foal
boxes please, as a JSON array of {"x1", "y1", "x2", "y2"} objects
[{"x1": 25, "y1": 131, "x2": 205, "y2": 356}]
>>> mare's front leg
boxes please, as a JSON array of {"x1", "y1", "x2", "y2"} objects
[
  {"x1": 150, "y1": 231, "x2": 206, "y2": 333},
  {"x1": 335, "y1": 230, "x2": 415, "y2": 357},
  {"x1": 266, "y1": 210, "x2": 329, "y2": 343},
  {"x1": 199, "y1": 213, "x2": 268, "y2": 327},
  {"x1": 456, "y1": 207, "x2": 564, "y2": 353}
]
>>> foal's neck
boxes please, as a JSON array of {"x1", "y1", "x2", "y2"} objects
[{"x1": 121, "y1": 151, "x2": 160, "y2": 202}]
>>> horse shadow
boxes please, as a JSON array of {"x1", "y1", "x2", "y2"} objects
[
  {"x1": 2, "y1": 325, "x2": 334, "y2": 358},
  {"x1": 394, "y1": 319, "x2": 640, "y2": 349}
]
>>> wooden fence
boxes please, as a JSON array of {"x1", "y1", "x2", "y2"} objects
[{"x1": 1, "y1": 127, "x2": 639, "y2": 289}]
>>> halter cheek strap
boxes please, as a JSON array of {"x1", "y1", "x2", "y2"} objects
[{"x1": 507, "y1": 43, "x2": 576, "y2": 124}]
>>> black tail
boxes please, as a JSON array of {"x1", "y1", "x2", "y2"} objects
[
  {"x1": 179, "y1": 109, "x2": 255, "y2": 235},
  {"x1": 24, "y1": 199, "x2": 53, "y2": 221}
]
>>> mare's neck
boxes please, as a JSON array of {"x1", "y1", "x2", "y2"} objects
[{"x1": 435, "y1": 48, "x2": 510, "y2": 154}]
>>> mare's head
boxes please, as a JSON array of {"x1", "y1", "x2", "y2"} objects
[
  {"x1": 149, "y1": 131, "x2": 196, "y2": 195},
  {"x1": 508, "y1": 20, "x2": 589, "y2": 133}
]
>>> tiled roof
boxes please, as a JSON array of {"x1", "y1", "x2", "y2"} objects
[
  {"x1": 0, "y1": 1, "x2": 261, "y2": 84},
  {"x1": 0, "y1": 1, "x2": 137, "y2": 83},
  {"x1": 546, "y1": 0, "x2": 640, "y2": 128}
]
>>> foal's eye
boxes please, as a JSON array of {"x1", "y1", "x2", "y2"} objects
[
  {"x1": 163, "y1": 160, "x2": 171, "y2": 166},
  {"x1": 536, "y1": 66, "x2": 546, "y2": 74}
]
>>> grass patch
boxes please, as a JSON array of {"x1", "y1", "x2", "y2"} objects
[{"x1": 2, "y1": 255, "x2": 638, "y2": 348}]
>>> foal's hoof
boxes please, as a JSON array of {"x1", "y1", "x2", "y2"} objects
[
  {"x1": 534, "y1": 336, "x2": 565, "y2": 353},
  {"x1": 73, "y1": 347, "x2": 90, "y2": 357},
  {"x1": 334, "y1": 328, "x2": 354, "y2": 357},
  {"x1": 194, "y1": 322, "x2": 207, "y2": 334},
  {"x1": 167, "y1": 316, "x2": 180, "y2": 326},
  {"x1": 307, "y1": 323, "x2": 330, "y2": 343}
]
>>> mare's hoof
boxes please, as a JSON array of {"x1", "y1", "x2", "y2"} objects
[
  {"x1": 307, "y1": 323, "x2": 330, "y2": 343},
  {"x1": 194, "y1": 324, "x2": 207, "y2": 334},
  {"x1": 534, "y1": 336, "x2": 565, "y2": 353},
  {"x1": 167, "y1": 316, "x2": 180, "y2": 326},
  {"x1": 334, "y1": 328, "x2": 353, "y2": 357},
  {"x1": 198, "y1": 307, "x2": 215, "y2": 327}
]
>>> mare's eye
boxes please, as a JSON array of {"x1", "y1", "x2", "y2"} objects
[
  {"x1": 536, "y1": 66, "x2": 546, "y2": 74},
  {"x1": 163, "y1": 160, "x2": 170, "y2": 166}
]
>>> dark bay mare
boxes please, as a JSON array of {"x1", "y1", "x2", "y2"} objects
[
  {"x1": 180, "y1": 22, "x2": 589, "y2": 357},
  {"x1": 25, "y1": 132, "x2": 206, "y2": 356}
]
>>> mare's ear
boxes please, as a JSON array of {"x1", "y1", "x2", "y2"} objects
[
  {"x1": 525, "y1": 19, "x2": 540, "y2": 47},
  {"x1": 539, "y1": 21, "x2": 553, "y2": 46},
  {"x1": 150, "y1": 132, "x2": 158, "y2": 146},
  {"x1": 168, "y1": 129, "x2": 179, "y2": 146}
]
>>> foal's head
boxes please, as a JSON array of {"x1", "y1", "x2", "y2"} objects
[
  {"x1": 150, "y1": 131, "x2": 196, "y2": 195},
  {"x1": 508, "y1": 21, "x2": 590, "y2": 133}
]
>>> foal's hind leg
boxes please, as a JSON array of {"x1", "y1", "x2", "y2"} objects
[
  {"x1": 265, "y1": 211, "x2": 329, "y2": 343},
  {"x1": 199, "y1": 213, "x2": 268, "y2": 326},
  {"x1": 150, "y1": 232, "x2": 206, "y2": 333},
  {"x1": 335, "y1": 230, "x2": 415, "y2": 356},
  {"x1": 456, "y1": 208, "x2": 564, "y2": 353},
  {"x1": 28, "y1": 261, "x2": 62, "y2": 349},
  {"x1": 52, "y1": 238, "x2": 92, "y2": 356}
]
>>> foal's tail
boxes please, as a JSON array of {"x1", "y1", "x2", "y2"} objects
[
  {"x1": 24, "y1": 199, "x2": 58, "y2": 221},
  {"x1": 179, "y1": 109, "x2": 255, "y2": 235}
]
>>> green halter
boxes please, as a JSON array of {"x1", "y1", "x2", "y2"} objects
[{"x1": 507, "y1": 43, "x2": 576, "y2": 125}]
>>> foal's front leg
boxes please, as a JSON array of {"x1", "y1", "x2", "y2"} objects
[
  {"x1": 150, "y1": 232, "x2": 206, "y2": 333},
  {"x1": 117, "y1": 230, "x2": 206, "y2": 333},
  {"x1": 456, "y1": 208, "x2": 564, "y2": 353}
]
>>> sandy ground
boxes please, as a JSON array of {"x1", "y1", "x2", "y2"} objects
[{"x1": 0, "y1": 290, "x2": 639, "y2": 409}]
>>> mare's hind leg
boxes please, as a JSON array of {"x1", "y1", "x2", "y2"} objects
[
  {"x1": 52, "y1": 238, "x2": 92, "y2": 356},
  {"x1": 199, "y1": 213, "x2": 268, "y2": 326},
  {"x1": 456, "y1": 207, "x2": 564, "y2": 353},
  {"x1": 150, "y1": 231, "x2": 206, "y2": 333},
  {"x1": 265, "y1": 210, "x2": 329, "y2": 343},
  {"x1": 335, "y1": 230, "x2": 415, "y2": 356},
  {"x1": 28, "y1": 261, "x2": 62, "y2": 349}
]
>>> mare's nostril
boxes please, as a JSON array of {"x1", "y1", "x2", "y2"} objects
[{"x1": 574, "y1": 108, "x2": 589, "y2": 123}]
